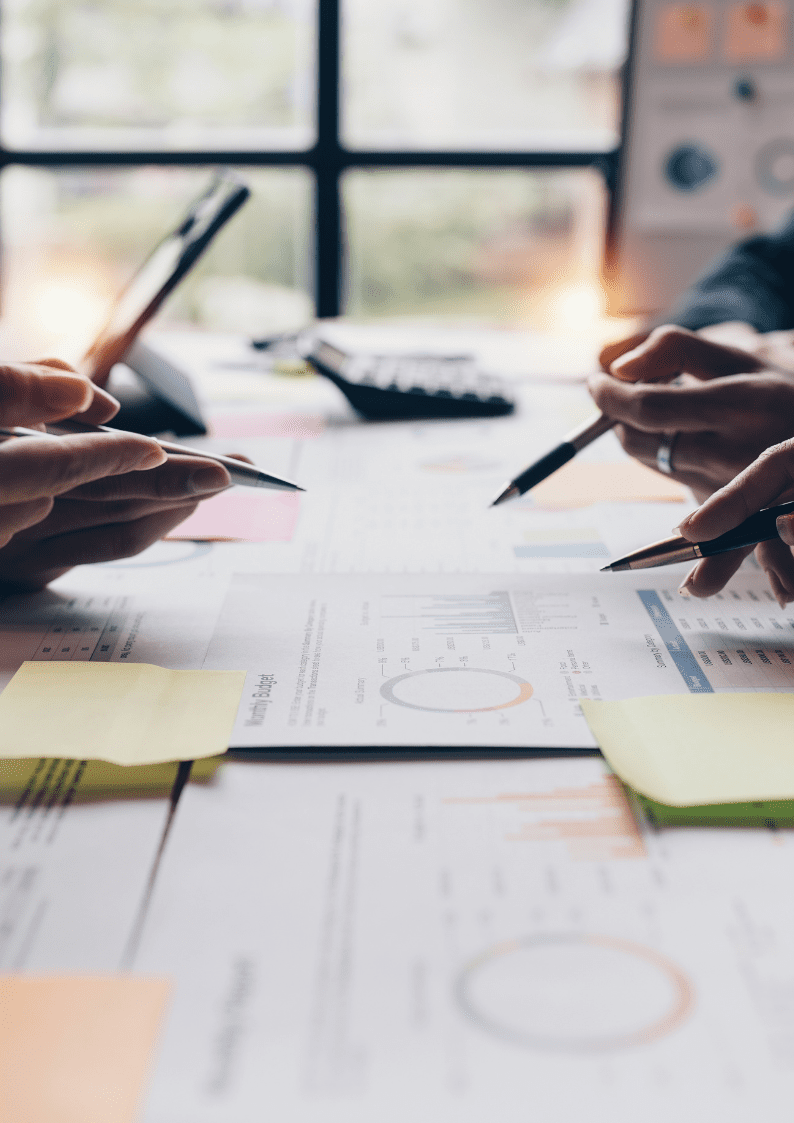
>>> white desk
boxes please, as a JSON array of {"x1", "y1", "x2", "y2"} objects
[{"x1": 3, "y1": 327, "x2": 792, "y2": 1121}]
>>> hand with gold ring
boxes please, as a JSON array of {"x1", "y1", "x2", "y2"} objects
[{"x1": 589, "y1": 325, "x2": 794, "y2": 502}]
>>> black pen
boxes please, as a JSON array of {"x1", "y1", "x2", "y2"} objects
[
  {"x1": 0, "y1": 421, "x2": 304, "y2": 493},
  {"x1": 602, "y1": 499, "x2": 794, "y2": 571},
  {"x1": 491, "y1": 411, "x2": 615, "y2": 507}
]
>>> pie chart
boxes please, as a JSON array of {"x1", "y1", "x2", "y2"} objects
[
  {"x1": 380, "y1": 667, "x2": 533, "y2": 713},
  {"x1": 456, "y1": 933, "x2": 693, "y2": 1052}
]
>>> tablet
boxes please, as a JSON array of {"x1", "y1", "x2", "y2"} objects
[{"x1": 83, "y1": 169, "x2": 250, "y2": 385}]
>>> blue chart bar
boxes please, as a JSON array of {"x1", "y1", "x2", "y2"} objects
[
  {"x1": 382, "y1": 592, "x2": 517, "y2": 634},
  {"x1": 637, "y1": 591, "x2": 714, "y2": 693}
]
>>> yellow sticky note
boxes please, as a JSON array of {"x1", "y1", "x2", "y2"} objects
[
  {"x1": 581, "y1": 694, "x2": 794, "y2": 807},
  {"x1": 0, "y1": 755, "x2": 223, "y2": 804},
  {"x1": 531, "y1": 460, "x2": 687, "y2": 510},
  {"x1": 0, "y1": 662, "x2": 245, "y2": 766},
  {"x1": 0, "y1": 975, "x2": 170, "y2": 1123}
]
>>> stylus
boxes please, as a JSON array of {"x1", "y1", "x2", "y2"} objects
[{"x1": 0, "y1": 422, "x2": 305, "y2": 493}]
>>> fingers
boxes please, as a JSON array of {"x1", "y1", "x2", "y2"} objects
[
  {"x1": 0, "y1": 361, "x2": 116, "y2": 426},
  {"x1": 613, "y1": 423, "x2": 743, "y2": 490},
  {"x1": 678, "y1": 545, "x2": 755, "y2": 598},
  {"x1": 598, "y1": 332, "x2": 649, "y2": 372},
  {"x1": 0, "y1": 497, "x2": 54, "y2": 547},
  {"x1": 588, "y1": 371, "x2": 754, "y2": 433},
  {"x1": 0, "y1": 505, "x2": 200, "y2": 591},
  {"x1": 64, "y1": 454, "x2": 230, "y2": 502},
  {"x1": 679, "y1": 439, "x2": 794, "y2": 542},
  {"x1": 756, "y1": 538, "x2": 794, "y2": 607},
  {"x1": 0, "y1": 430, "x2": 166, "y2": 504},
  {"x1": 14, "y1": 496, "x2": 205, "y2": 538},
  {"x1": 609, "y1": 325, "x2": 764, "y2": 384},
  {"x1": 30, "y1": 358, "x2": 121, "y2": 423}
]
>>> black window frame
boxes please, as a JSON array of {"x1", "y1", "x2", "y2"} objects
[{"x1": 0, "y1": 0, "x2": 620, "y2": 319}]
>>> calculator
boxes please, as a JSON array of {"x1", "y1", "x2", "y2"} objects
[{"x1": 302, "y1": 339, "x2": 515, "y2": 421}]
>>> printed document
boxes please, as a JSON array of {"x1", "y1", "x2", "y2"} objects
[
  {"x1": 137, "y1": 757, "x2": 794, "y2": 1122},
  {"x1": 204, "y1": 569, "x2": 794, "y2": 750}
]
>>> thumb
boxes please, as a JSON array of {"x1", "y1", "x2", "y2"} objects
[{"x1": 0, "y1": 362, "x2": 96, "y2": 426}]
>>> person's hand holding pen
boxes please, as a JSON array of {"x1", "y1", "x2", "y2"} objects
[
  {"x1": 588, "y1": 325, "x2": 794, "y2": 503},
  {"x1": 672, "y1": 439, "x2": 794, "y2": 606},
  {"x1": 0, "y1": 359, "x2": 231, "y2": 592}
]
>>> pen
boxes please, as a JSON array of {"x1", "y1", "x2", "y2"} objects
[
  {"x1": 491, "y1": 411, "x2": 615, "y2": 507},
  {"x1": 601, "y1": 499, "x2": 794, "y2": 572},
  {"x1": 0, "y1": 421, "x2": 305, "y2": 493}
]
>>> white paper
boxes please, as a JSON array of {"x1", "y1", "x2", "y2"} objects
[
  {"x1": 203, "y1": 568, "x2": 794, "y2": 750},
  {"x1": 0, "y1": 765, "x2": 173, "y2": 973},
  {"x1": 137, "y1": 758, "x2": 794, "y2": 1122}
]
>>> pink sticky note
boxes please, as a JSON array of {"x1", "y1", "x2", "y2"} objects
[
  {"x1": 167, "y1": 491, "x2": 301, "y2": 542},
  {"x1": 209, "y1": 412, "x2": 325, "y2": 439}
]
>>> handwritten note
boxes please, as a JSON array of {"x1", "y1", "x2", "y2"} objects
[
  {"x1": 581, "y1": 693, "x2": 794, "y2": 806},
  {"x1": 0, "y1": 662, "x2": 245, "y2": 766}
]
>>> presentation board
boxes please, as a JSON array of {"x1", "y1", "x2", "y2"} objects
[{"x1": 608, "y1": 0, "x2": 794, "y2": 314}]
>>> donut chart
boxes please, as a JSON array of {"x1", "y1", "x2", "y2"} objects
[
  {"x1": 756, "y1": 139, "x2": 794, "y2": 196},
  {"x1": 456, "y1": 933, "x2": 693, "y2": 1053},
  {"x1": 380, "y1": 667, "x2": 533, "y2": 713}
]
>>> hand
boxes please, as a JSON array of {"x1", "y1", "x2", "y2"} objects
[
  {"x1": 0, "y1": 359, "x2": 230, "y2": 591},
  {"x1": 590, "y1": 325, "x2": 792, "y2": 501},
  {"x1": 0, "y1": 451, "x2": 230, "y2": 591},
  {"x1": 674, "y1": 439, "x2": 794, "y2": 605}
]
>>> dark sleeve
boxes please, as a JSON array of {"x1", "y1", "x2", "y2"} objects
[{"x1": 665, "y1": 211, "x2": 794, "y2": 332}]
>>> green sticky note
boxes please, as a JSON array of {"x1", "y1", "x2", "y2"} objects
[
  {"x1": 632, "y1": 791, "x2": 794, "y2": 828},
  {"x1": 0, "y1": 662, "x2": 245, "y2": 766},
  {"x1": 581, "y1": 693, "x2": 794, "y2": 807}
]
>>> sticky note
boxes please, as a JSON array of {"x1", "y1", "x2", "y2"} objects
[
  {"x1": 581, "y1": 693, "x2": 794, "y2": 806},
  {"x1": 723, "y1": 1, "x2": 787, "y2": 61},
  {"x1": 0, "y1": 755, "x2": 223, "y2": 804},
  {"x1": 167, "y1": 490, "x2": 300, "y2": 542},
  {"x1": 531, "y1": 460, "x2": 687, "y2": 510},
  {"x1": 654, "y1": 3, "x2": 714, "y2": 62},
  {"x1": 0, "y1": 975, "x2": 170, "y2": 1123},
  {"x1": 0, "y1": 662, "x2": 245, "y2": 766},
  {"x1": 632, "y1": 790, "x2": 794, "y2": 828}
]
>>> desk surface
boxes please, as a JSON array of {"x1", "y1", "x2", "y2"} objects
[{"x1": 3, "y1": 328, "x2": 792, "y2": 1121}]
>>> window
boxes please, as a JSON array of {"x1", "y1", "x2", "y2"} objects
[{"x1": 0, "y1": 0, "x2": 629, "y2": 351}]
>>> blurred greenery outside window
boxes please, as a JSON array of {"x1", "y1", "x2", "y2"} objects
[{"x1": 0, "y1": 0, "x2": 630, "y2": 353}]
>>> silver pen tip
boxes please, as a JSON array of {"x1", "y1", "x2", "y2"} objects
[{"x1": 490, "y1": 485, "x2": 519, "y2": 508}]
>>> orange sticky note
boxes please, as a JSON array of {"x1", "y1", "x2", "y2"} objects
[
  {"x1": 724, "y1": 1, "x2": 787, "y2": 60},
  {"x1": 0, "y1": 975, "x2": 170, "y2": 1123},
  {"x1": 654, "y1": 3, "x2": 714, "y2": 62},
  {"x1": 531, "y1": 460, "x2": 687, "y2": 510}
]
